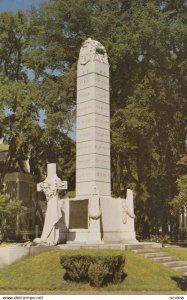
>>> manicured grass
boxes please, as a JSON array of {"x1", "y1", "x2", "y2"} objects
[
  {"x1": 164, "y1": 246, "x2": 187, "y2": 261},
  {"x1": 0, "y1": 249, "x2": 183, "y2": 292}
]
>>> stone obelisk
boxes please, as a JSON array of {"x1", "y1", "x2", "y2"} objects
[
  {"x1": 76, "y1": 38, "x2": 111, "y2": 198},
  {"x1": 66, "y1": 38, "x2": 137, "y2": 244}
]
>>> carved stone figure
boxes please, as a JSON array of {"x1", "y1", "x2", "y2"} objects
[
  {"x1": 121, "y1": 189, "x2": 136, "y2": 224},
  {"x1": 78, "y1": 38, "x2": 108, "y2": 65},
  {"x1": 87, "y1": 186, "x2": 102, "y2": 243},
  {"x1": 34, "y1": 163, "x2": 67, "y2": 246}
]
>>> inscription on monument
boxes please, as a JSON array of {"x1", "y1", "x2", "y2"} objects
[
  {"x1": 77, "y1": 127, "x2": 110, "y2": 143},
  {"x1": 76, "y1": 154, "x2": 110, "y2": 169},
  {"x1": 76, "y1": 141, "x2": 95, "y2": 155},
  {"x1": 76, "y1": 140, "x2": 110, "y2": 156},
  {"x1": 95, "y1": 127, "x2": 110, "y2": 142},
  {"x1": 77, "y1": 100, "x2": 109, "y2": 117},
  {"x1": 76, "y1": 168, "x2": 110, "y2": 183},
  {"x1": 77, "y1": 127, "x2": 94, "y2": 142},
  {"x1": 77, "y1": 87, "x2": 109, "y2": 104},
  {"x1": 77, "y1": 73, "x2": 109, "y2": 91},
  {"x1": 77, "y1": 114, "x2": 110, "y2": 130},
  {"x1": 95, "y1": 115, "x2": 110, "y2": 130},
  {"x1": 69, "y1": 199, "x2": 88, "y2": 229}
]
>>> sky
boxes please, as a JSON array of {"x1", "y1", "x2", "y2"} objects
[{"x1": 0, "y1": 0, "x2": 43, "y2": 11}]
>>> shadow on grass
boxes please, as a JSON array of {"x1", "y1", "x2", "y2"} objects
[{"x1": 171, "y1": 276, "x2": 187, "y2": 291}]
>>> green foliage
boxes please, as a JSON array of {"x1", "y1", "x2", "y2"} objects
[
  {"x1": 140, "y1": 234, "x2": 170, "y2": 244},
  {"x1": 0, "y1": 194, "x2": 23, "y2": 216},
  {"x1": 60, "y1": 255, "x2": 91, "y2": 283},
  {"x1": 170, "y1": 175, "x2": 187, "y2": 215},
  {"x1": 64, "y1": 191, "x2": 76, "y2": 198},
  {"x1": 0, "y1": 9, "x2": 75, "y2": 188},
  {"x1": 0, "y1": 193, "x2": 24, "y2": 240},
  {"x1": 110, "y1": 0, "x2": 187, "y2": 235},
  {"x1": 88, "y1": 256, "x2": 125, "y2": 287},
  {"x1": 60, "y1": 254, "x2": 125, "y2": 287}
]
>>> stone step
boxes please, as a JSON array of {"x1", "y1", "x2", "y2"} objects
[
  {"x1": 122, "y1": 242, "x2": 162, "y2": 251},
  {"x1": 140, "y1": 252, "x2": 169, "y2": 258},
  {"x1": 133, "y1": 248, "x2": 162, "y2": 254},
  {"x1": 133, "y1": 246, "x2": 187, "y2": 274},
  {"x1": 163, "y1": 260, "x2": 187, "y2": 268},
  {"x1": 172, "y1": 265, "x2": 187, "y2": 273},
  {"x1": 152, "y1": 256, "x2": 178, "y2": 263}
]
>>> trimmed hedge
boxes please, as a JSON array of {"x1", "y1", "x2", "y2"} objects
[{"x1": 60, "y1": 254, "x2": 126, "y2": 287}]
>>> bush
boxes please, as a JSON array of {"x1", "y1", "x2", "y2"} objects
[
  {"x1": 60, "y1": 254, "x2": 126, "y2": 287},
  {"x1": 60, "y1": 255, "x2": 91, "y2": 282},
  {"x1": 88, "y1": 255, "x2": 125, "y2": 287}
]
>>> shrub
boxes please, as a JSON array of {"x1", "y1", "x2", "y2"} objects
[
  {"x1": 60, "y1": 255, "x2": 91, "y2": 282},
  {"x1": 60, "y1": 254, "x2": 126, "y2": 287}
]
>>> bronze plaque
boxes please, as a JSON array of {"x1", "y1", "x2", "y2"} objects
[{"x1": 69, "y1": 199, "x2": 88, "y2": 229}]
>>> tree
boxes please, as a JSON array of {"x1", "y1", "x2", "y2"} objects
[
  {"x1": 0, "y1": 194, "x2": 24, "y2": 240},
  {"x1": 0, "y1": 11, "x2": 41, "y2": 183},
  {"x1": 111, "y1": 0, "x2": 187, "y2": 235},
  {"x1": 0, "y1": 10, "x2": 75, "y2": 189},
  {"x1": 170, "y1": 175, "x2": 187, "y2": 215}
]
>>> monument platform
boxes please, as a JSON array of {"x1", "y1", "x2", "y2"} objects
[
  {"x1": 57, "y1": 242, "x2": 162, "y2": 251},
  {"x1": 0, "y1": 242, "x2": 162, "y2": 267}
]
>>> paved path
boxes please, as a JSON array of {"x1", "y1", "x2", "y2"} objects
[{"x1": 133, "y1": 247, "x2": 187, "y2": 275}]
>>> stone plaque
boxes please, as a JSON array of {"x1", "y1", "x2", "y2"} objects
[{"x1": 69, "y1": 199, "x2": 88, "y2": 229}]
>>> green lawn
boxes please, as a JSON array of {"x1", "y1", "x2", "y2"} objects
[
  {"x1": 164, "y1": 246, "x2": 187, "y2": 261},
  {"x1": 0, "y1": 249, "x2": 184, "y2": 292}
]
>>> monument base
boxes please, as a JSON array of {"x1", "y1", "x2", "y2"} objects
[
  {"x1": 99, "y1": 196, "x2": 138, "y2": 244},
  {"x1": 67, "y1": 229, "x2": 104, "y2": 244},
  {"x1": 58, "y1": 242, "x2": 162, "y2": 251},
  {"x1": 67, "y1": 229, "x2": 89, "y2": 243},
  {"x1": 101, "y1": 231, "x2": 138, "y2": 244},
  {"x1": 0, "y1": 245, "x2": 55, "y2": 266},
  {"x1": 63, "y1": 192, "x2": 138, "y2": 245}
]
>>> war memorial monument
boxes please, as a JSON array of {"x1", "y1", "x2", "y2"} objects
[{"x1": 33, "y1": 38, "x2": 138, "y2": 246}]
